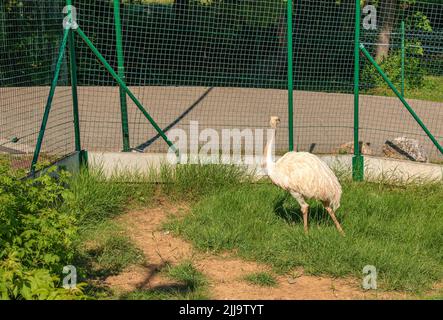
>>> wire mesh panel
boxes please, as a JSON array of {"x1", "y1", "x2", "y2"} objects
[
  {"x1": 74, "y1": 0, "x2": 289, "y2": 156},
  {"x1": 71, "y1": 1, "x2": 354, "y2": 157},
  {"x1": 0, "y1": 0, "x2": 74, "y2": 174},
  {"x1": 360, "y1": 0, "x2": 443, "y2": 162},
  {"x1": 293, "y1": 0, "x2": 355, "y2": 155},
  {"x1": 2, "y1": 0, "x2": 443, "y2": 173},
  {"x1": 74, "y1": 0, "x2": 123, "y2": 152}
]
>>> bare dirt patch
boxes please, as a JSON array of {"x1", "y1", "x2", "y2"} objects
[{"x1": 105, "y1": 204, "x2": 410, "y2": 300}]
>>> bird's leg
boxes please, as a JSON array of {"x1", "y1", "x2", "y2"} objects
[
  {"x1": 291, "y1": 192, "x2": 309, "y2": 234},
  {"x1": 302, "y1": 205, "x2": 309, "y2": 234},
  {"x1": 325, "y1": 207, "x2": 345, "y2": 235}
]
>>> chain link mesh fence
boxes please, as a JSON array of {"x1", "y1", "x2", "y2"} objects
[
  {"x1": 0, "y1": 0, "x2": 74, "y2": 173},
  {"x1": 360, "y1": 0, "x2": 443, "y2": 161},
  {"x1": 1, "y1": 0, "x2": 442, "y2": 176}
]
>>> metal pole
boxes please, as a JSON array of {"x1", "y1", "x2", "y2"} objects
[
  {"x1": 31, "y1": 29, "x2": 70, "y2": 174},
  {"x1": 361, "y1": 44, "x2": 443, "y2": 155},
  {"x1": 75, "y1": 27, "x2": 177, "y2": 154},
  {"x1": 353, "y1": 0, "x2": 364, "y2": 181},
  {"x1": 401, "y1": 20, "x2": 405, "y2": 98},
  {"x1": 287, "y1": 0, "x2": 294, "y2": 151},
  {"x1": 66, "y1": 1, "x2": 82, "y2": 158},
  {"x1": 114, "y1": 0, "x2": 130, "y2": 151}
]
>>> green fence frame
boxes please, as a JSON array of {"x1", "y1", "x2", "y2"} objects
[
  {"x1": 352, "y1": 0, "x2": 364, "y2": 181},
  {"x1": 30, "y1": 13, "x2": 178, "y2": 173},
  {"x1": 67, "y1": 1, "x2": 82, "y2": 160},
  {"x1": 360, "y1": 43, "x2": 443, "y2": 156},
  {"x1": 30, "y1": 28, "x2": 70, "y2": 175},
  {"x1": 114, "y1": 0, "x2": 130, "y2": 152},
  {"x1": 287, "y1": 0, "x2": 294, "y2": 152}
]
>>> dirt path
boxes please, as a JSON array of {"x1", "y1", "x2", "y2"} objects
[{"x1": 105, "y1": 204, "x2": 409, "y2": 300}]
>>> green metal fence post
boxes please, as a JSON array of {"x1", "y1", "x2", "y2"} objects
[
  {"x1": 114, "y1": 0, "x2": 130, "y2": 152},
  {"x1": 66, "y1": 1, "x2": 83, "y2": 165},
  {"x1": 360, "y1": 44, "x2": 443, "y2": 155},
  {"x1": 401, "y1": 20, "x2": 405, "y2": 98},
  {"x1": 31, "y1": 29, "x2": 70, "y2": 174},
  {"x1": 287, "y1": 0, "x2": 294, "y2": 152},
  {"x1": 74, "y1": 27, "x2": 178, "y2": 154},
  {"x1": 353, "y1": 0, "x2": 364, "y2": 181}
]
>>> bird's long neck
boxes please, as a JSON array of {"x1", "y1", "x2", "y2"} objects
[{"x1": 264, "y1": 128, "x2": 276, "y2": 175}]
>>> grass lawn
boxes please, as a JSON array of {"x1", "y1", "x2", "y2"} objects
[
  {"x1": 168, "y1": 178, "x2": 443, "y2": 293},
  {"x1": 121, "y1": 262, "x2": 209, "y2": 300},
  {"x1": 70, "y1": 164, "x2": 442, "y2": 296},
  {"x1": 363, "y1": 76, "x2": 443, "y2": 102},
  {"x1": 5, "y1": 161, "x2": 441, "y2": 299}
]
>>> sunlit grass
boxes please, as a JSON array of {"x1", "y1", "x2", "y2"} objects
[
  {"x1": 363, "y1": 76, "x2": 443, "y2": 102},
  {"x1": 120, "y1": 261, "x2": 209, "y2": 300},
  {"x1": 243, "y1": 272, "x2": 278, "y2": 287},
  {"x1": 168, "y1": 179, "x2": 443, "y2": 292},
  {"x1": 65, "y1": 163, "x2": 443, "y2": 296}
]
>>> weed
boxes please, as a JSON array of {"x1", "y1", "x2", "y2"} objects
[{"x1": 243, "y1": 272, "x2": 278, "y2": 287}]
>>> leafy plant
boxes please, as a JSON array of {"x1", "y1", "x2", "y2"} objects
[
  {"x1": 0, "y1": 164, "x2": 86, "y2": 299},
  {"x1": 0, "y1": 256, "x2": 86, "y2": 300},
  {"x1": 361, "y1": 47, "x2": 425, "y2": 90}
]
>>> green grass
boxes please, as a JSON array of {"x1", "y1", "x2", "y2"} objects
[
  {"x1": 64, "y1": 168, "x2": 156, "y2": 225},
  {"x1": 121, "y1": 261, "x2": 209, "y2": 300},
  {"x1": 363, "y1": 76, "x2": 443, "y2": 102},
  {"x1": 64, "y1": 164, "x2": 248, "y2": 299},
  {"x1": 64, "y1": 169, "x2": 148, "y2": 297},
  {"x1": 166, "y1": 261, "x2": 208, "y2": 290},
  {"x1": 62, "y1": 164, "x2": 442, "y2": 296},
  {"x1": 168, "y1": 180, "x2": 443, "y2": 293},
  {"x1": 75, "y1": 221, "x2": 144, "y2": 279},
  {"x1": 66, "y1": 163, "x2": 251, "y2": 217},
  {"x1": 243, "y1": 272, "x2": 278, "y2": 287},
  {"x1": 156, "y1": 163, "x2": 252, "y2": 201}
]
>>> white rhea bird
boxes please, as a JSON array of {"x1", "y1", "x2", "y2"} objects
[{"x1": 264, "y1": 116, "x2": 344, "y2": 234}]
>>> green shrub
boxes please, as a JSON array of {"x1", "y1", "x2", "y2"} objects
[
  {"x1": 362, "y1": 46, "x2": 425, "y2": 91},
  {"x1": 0, "y1": 164, "x2": 86, "y2": 299},
  {"x1": 362, "y1": 9, "x2": 433, "y2": 92}
]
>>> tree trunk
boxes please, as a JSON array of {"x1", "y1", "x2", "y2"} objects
[{"x1": 375, "y1": 0, "x2": 399, "y2": 62}]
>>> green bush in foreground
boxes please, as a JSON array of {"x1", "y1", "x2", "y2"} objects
[{"x1": 0, "y1": 165, "x2": 86, "y2": 299}]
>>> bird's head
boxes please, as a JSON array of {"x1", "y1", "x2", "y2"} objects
[{"x1": 270, "y1": 116, "x2": 281, "y2": 129}]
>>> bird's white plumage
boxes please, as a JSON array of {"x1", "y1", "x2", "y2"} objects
[
  {"x1": 270, "y1": 151, "x2": 342, "y2": 211},
  {"x1": 264, "y1": 116, "x2": 344, "y2": 234}
]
